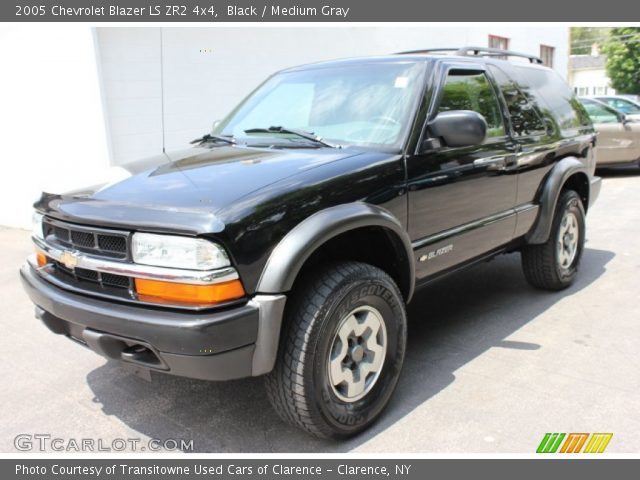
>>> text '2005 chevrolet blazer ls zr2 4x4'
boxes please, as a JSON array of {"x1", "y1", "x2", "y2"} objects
[{"x1": 21, "y1": 47, "x2": 601, "y2": 439}]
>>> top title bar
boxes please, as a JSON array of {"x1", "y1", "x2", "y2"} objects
[{"x1": 2, "y1": 0, "x2": 639, "y2": 22}]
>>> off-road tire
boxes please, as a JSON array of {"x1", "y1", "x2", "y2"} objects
[
  {"x1": 265, "y1": 261, "x2": 407, "y2": 439},
  {"x1": 522, "y1": 189, "x2": 586, "y2": 290}
]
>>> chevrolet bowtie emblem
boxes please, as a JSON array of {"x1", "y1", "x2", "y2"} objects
[{"x1": 59, "y1": 251, "x2": 79, "y2": 270}]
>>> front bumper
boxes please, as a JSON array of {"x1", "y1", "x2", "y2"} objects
[{"x1": 20, "y1": 264, "x2": 286, "y2": 381}]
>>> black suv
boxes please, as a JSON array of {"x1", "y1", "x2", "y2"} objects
[{"x1": 21, "y1": 47, "x2": 601, "y2": 439}]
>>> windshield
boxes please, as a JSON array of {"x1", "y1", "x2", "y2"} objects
[{"x1": 214, "y1": 61, "x2": 426, "y2": 149}]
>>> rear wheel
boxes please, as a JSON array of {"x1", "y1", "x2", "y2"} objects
[
  {"x1": 265, "y1": 261, "x2": 407, "y2": 439},
  {"x1": 521, "y1": 189, "x2": 586, "y2": 290}
]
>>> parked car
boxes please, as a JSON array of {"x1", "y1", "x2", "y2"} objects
[
  {"x1": 594, "y1": 95, "x2": 640, "y2": 121},
  {"x1": 21, "y1": 47, "x2": 601, "y2": 439},
  {"x1": 580, "y1": 97, "x2": 640, "y2": 168}
]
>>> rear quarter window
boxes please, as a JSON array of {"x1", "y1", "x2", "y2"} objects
[
  {"x1": 509, "y1": 66, "x2": 591, "y2": 136},
  {"x1": 488, "y1": 65, "x2": 546, "y2": 138}
]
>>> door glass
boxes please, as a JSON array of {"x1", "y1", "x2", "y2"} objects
[
  {"x1": 510, "y1": 66, "x2": 592, "y2": 133},
  {"x1": 608, "y1": 98, "x2": 640, "y2": 115},
  {"x1": 580, "y1": 100, "x2": 620, "y2": 124},
  {"x1": 437, "y1": 70, "x2": 506, "y2": 139}
]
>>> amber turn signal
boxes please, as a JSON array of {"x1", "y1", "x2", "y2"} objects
[
  {"x1": 134, "y1": 278, "x2": 245, "y2": 306},
  {"x1": 36, "y1": 251, "x2": 47, "y2": 268}
]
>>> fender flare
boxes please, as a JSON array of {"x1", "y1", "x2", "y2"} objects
[
  {"x1": 526, "y1": 157, "x2": 590, "y2": 244},
  {"x1": 256, "y1": 202, "x2": 415, "y2": 302}
]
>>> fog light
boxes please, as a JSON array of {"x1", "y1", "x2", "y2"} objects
[{"x1": 134, "y1": 278, "x2": 245, "y2": 306}]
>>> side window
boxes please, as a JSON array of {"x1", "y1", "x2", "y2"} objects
[
  {"x1": 581, "y1": 100, "x2": 620, "y2": 124},
  {"x1": 511, "y1": 66, "x2": 592, "y2": 134},
  {"x1": 609, "y1": 98, "x2": 640, "y2": 114},
  {"x1": 488, "y1": 65, "x2": 546, "y2": 137},
  {"x1": 437, "y1": 70, "x2": 506, "y2": 139}
]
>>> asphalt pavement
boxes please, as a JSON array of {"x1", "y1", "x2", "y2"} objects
[{"x1": 1, "y1": 166, "x2": 639, "y2": 453}]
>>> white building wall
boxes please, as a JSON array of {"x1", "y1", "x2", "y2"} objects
[
  {"x1": 95, "y1": 28, "x2": 163, "y2": 165},
  {"x1": 0, "y1": 26, "x2": 110, "y2": 229},
  {"x1": 570, "y1": 68, "x2": 616, "y2": 97},
  {"x1": 95, "y1": 26, "x2": 569, "y2": 166}
]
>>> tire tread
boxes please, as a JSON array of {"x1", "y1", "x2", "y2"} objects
[
  {"x1": 265, "y1": 262, "x2": 401, "y2": 438},
  {"x1": 522, "y1": 189, "x2": 584, "y2": 290}
]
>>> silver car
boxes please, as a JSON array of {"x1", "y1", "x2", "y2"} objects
[{"x1": 580, "y1": 97, "x2": 640, "y2": 168}]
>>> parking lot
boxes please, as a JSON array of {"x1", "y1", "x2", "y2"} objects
[{"x1": 1, "y1": 167, "x2": 639, "y2": 453}]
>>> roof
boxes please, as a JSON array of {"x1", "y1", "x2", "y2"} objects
[
  {"x1": 283, "y1": 52, "x2": 551, "y2": 73},
  {"x1": 281, "y1": 46, "x2": 549, "y2": 73},
  {"x1": 570, "y1": 55, "x2": 606, "y2": 70}
]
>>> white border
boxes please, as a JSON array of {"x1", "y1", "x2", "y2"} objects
[{"x1": 2, "y1": 19, "x2": 639, "y2": 458}]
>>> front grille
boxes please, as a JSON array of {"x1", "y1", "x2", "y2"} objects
[
  {"x1": 52, "y1": 259, "x2": 133, "y2": 295},
  {"x1": 98, "y1": 235, "x2": 127, "y2": 253},
  {"x1": 43, "y1": 218, "x2": 129, "y2": 260},
  {"x1": 40, "y1": 218, "x2": 134, "y2": 299},
  {"x1": 75, "y1": 267, "x2": 99, "y2": 282},
  {"x1": 53, "y1": 226, "x2": 70, "y2": 242},
  {"x1": 71, "y1": 230, "x2": 95, "y2": 248},
  {"x1": 101, "y1": 272, "x2": 132, "y2": 288}
]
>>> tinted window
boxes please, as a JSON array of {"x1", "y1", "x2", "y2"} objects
[
  {"x1": 580, "y1": 100, "x2": 620, "y2": 124},
  {"x1": 510, "y1": 66, "x2": 591, "y2": 135},
  {"x1": 601, "y1": 98, "x2": 640, "y2": 114},
  {"x1": 488, "y1": 65, "x2": 546, "y2": 137},
  {"x1": 437, "y1": 70, "x2": 505, "y2": 139}
]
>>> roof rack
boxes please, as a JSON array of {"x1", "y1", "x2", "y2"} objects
[{"x1": 396, "y1": 46, "x2": 543, "y2": 64}]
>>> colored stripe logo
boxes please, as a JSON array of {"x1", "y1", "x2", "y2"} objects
[
  {"x1": 537, "y1": 433, "x2": 565, "y2": 453},
  {"x1": 583, "y1": 433, "x2": 613, "y2": 453},
  {"x1": 537, "y1": 433, "x2": 612, "y2": 453}
]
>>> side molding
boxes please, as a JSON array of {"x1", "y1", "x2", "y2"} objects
[
  {"x1": 526, "y1": 157, "x2": 589, "y2": 244},
  {"x1": 256, "y1": 203, "x2": 415, "y2": 301}
]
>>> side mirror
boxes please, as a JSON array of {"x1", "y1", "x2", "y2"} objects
[
  {"x1": 212, "y1": 119, "x2": 222, "y2": 131},
  {"x1": 427, "y1": 110, "x2": 488, "y2": 148}
]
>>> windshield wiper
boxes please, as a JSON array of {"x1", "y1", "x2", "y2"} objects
[
  {"x1": 244, "y1": 126, "x2": 339, "y2": 148},
  {"x1": 190, "y1": 133, "x2": 236, "y2": 145}
]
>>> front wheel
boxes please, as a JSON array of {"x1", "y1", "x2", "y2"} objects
[
  {"x1": 521, "y1": 189, "x2": 586, "y2": 290},
  {"x1": 265, "y1": 261, "x2": 407, "y2": 439}
]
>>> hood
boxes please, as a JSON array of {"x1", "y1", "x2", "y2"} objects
[
  {"x1": 38, "y1": 145, "x2": 362, "y2": 234},
  {"x1": 97, "y1": 145, "x2": 362, "y2": 209}
]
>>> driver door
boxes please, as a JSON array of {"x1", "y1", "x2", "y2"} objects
[{"x1": 407, "y1": 63, "x2": 518, "y2": 280}]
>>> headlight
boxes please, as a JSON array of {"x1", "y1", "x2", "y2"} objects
[
  {"x1": 132, "y1": 233, "x2": 230, "y2": 271},
  {"x1": 32, "y1": 212, "x2": 44, "y2": 240}
]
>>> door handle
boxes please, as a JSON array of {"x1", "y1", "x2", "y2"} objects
[
  {"x1": 473, "y1": 155, "x2": 518, "y2": 171},
  {"x1": 504, "y1": 155, "x2": 518, "y2": 168},
  {"x1": 473, "y1": 157, "x2": 505, "y2": 168}
]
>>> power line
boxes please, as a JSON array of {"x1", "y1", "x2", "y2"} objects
[{"x1": 570, "y1": 32, "x2": 640, "y2": 47}]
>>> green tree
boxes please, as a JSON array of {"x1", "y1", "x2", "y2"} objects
[
  {"x1": 602, "y1": 27, "x2": 640, "y2": 94},
  {"x1": 570, "y1": 27, "x2": 611, "y2": 55}
]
